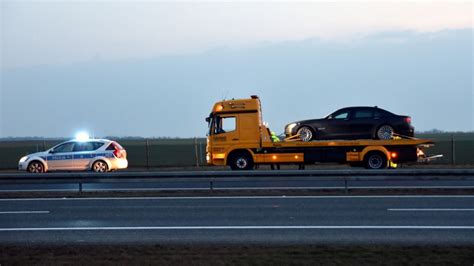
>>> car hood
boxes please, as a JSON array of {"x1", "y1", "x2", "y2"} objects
[
  {"x1": 26, "y1": 151, "x2": 48, "y2": 158},
  {"x1": 286, "y1": 118, "x2": 325, "y2": 127}
]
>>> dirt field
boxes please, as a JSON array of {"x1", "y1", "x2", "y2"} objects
[
  {"x1": 1, "y1": 133, "x2": 473, "y2": 170},
  {"x1": 1, "y1": 244, "x2": 473, "y2": 265}
]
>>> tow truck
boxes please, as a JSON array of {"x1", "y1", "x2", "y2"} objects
[{"x1": 206, "y1": 96, "x2": 436, "y2": 170}]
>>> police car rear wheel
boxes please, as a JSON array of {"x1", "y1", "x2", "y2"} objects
[
  {"x1": 92, "y1": 161, "x2": 108, "y2": 173},
  {"x1": 27, "y1": 161, "x2": 44, "y2": 173}
]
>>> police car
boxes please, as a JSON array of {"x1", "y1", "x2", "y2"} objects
[{"x1": 18, "y1": 139, "x2": 128, "y2": 173}]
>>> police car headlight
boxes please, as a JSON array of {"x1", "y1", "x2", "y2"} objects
[
  {"x1": 19, "y1": 156, "x2": 29, "y2": 163},
  {"x1": 286, "y1": 123, "x2": 297, "y2": 134}
]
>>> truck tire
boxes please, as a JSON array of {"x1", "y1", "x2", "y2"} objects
[
  {"x1": 229, "y1": 152, "x2": 254, "y2": 170},
  {"x1": 364, "y1": 152, "x2": 387, "y2": 169}
]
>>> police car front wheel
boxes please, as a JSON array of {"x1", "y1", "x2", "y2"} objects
[{"x1": 28, "y1": 161, "x2": 45, "y2": 173}]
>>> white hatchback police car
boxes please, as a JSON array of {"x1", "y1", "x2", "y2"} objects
[{"x1": 18, "y1": 139, "x2": 128, "y2": 173}]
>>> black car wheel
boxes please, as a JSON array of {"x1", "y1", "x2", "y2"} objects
[
  {"x1": 364, "y1": 152, "x2": 387, "y2": 169},
  {"x1": 27, "y1": 161, "x2": 45, "y2": 173},
  {"x1": 376, "y1": 125, "x2": 394, "y2": 140},
  {"x1": 229, "y1": 152, "x2": 254, "y2": 170},
  {"x1": 297, "y1": 126, "x2": 314, "y2": 142}
]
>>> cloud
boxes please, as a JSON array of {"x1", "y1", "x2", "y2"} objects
[
  {"x1": 1, "y1": 29, "x2": 472, "y2": 137},
  {"x1": 2, "y1": 1, "x2": 472, "y2": 68}
]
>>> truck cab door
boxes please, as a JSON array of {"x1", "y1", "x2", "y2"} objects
[{"x1": 211, "y1": 115, "x2": 239, "y2": 144}]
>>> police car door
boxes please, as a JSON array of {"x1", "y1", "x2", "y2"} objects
[
  {"x1": 71, "y1": 141, "x2": 97, "y2": 170},
  {"x1": 47, "y1": 142, "x2": 75, "y2": 170}
]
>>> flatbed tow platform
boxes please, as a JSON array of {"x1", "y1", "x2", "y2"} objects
[{"x1": 206, "y1": 96, "x2": 437, "y2": 170}]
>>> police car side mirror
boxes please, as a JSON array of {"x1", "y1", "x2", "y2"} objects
[{"x1": 49, "y1": 149, "x2": 55, "y2": 154}]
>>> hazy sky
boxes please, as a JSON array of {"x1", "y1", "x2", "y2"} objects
[
  {"x1": 0, "y1": 1, "x2": 473, "y2": 138},
  {"x1": 2, "y1": 1, "x2": 472, "y2": 68}
]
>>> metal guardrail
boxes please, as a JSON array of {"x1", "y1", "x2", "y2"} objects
[
  {"x1": 1, "y1": 169, "x2": 474, "y2": 179},
  {"x1": 0, "y1": 169, "x2": 473, "y2": 193}
]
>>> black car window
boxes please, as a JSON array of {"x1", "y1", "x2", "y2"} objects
[
  {"x1": 333, "y1": 111, "x2": 349, "y2": 120},
  {"x1": 53, "y1": 142, "x2": 74, "y2": 153},
  {"x1": 354, "y1": 109, "x2": 373, "y2": 119},
  {"x1": 374, "y1": 109, "x2": 393, "y2": 118}
]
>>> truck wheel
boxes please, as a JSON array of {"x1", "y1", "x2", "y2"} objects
[
  {"x1": 364, "y1": 152, "x2": 387, "y2": 169},
  {"x1": 297, "y1": 126, "x2": 314, "y2": 142},
  {"x1": 376, "y1": 125, "x2": 394, "y2": 140},
  {"x1": 27, "y1": 161, "x2": 45, "y2": 173},
  {"x1": 230, "y1": 153, "x2": 254, "y2": 170}
]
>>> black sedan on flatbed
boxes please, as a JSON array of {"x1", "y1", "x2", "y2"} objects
[{"x1": 285, "y1": 106, "x2": 414, "y2": 141}]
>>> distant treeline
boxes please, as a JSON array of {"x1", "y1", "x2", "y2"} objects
[
  {"x1": 418, "y1": 129, "x2": 474, "y2": 134},
  {"x1": 1, "y1": 131, "x2": 473, "y2": 141}
]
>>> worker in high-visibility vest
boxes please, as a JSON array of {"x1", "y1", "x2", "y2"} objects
[{"x1": 271, "y1": 131, "x2": 280, "y2": 142}]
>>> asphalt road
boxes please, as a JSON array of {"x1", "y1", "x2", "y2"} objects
[{"x1": 1, "y1": 195, "x2": 473, "y2": 245}]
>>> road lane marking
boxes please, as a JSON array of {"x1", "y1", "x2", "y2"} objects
[
  {"x1": 0, "y1": 226, "x2": 473, "y2": 231},
  {"x1": 388, "y1": 209, "x2": 474, "y2": 212},
  {"x1": 0, "y1": 211, "x2": 49, "y2": 214},
  {"x1": 1, "y1": 195, "x2": 474, "y2": 201}
]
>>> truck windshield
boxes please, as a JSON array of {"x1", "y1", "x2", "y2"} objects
[
  {"x1": 207, "y1": 115, "x2": 214, "y2": 136},
  {"x1": 207, "y1": 115, "x2": 228, "y2": 135}
]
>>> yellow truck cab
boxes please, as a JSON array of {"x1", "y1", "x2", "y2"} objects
[{"x1": 206, "y1": 96, "x2": 434, "y2": 170}]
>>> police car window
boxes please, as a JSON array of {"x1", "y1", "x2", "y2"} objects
[
  {"x1": 106, "y1": 142, "x2": 122, "y2": 150},
  {"x1": 106, "y1": 143, "x2": 115, "y2": 150},
  {"x1": 354, "y1": 110, "x2": 373, "y2": 119},
  {"x1": 73, "y1": 142, "x2": 102, "y2": 152},
  {"x1": 54, "y1": 142, "x2": 74, "y2": 153},
  {"x1": 92, "y1": 142, "x2": 104, "y2": 150}
]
